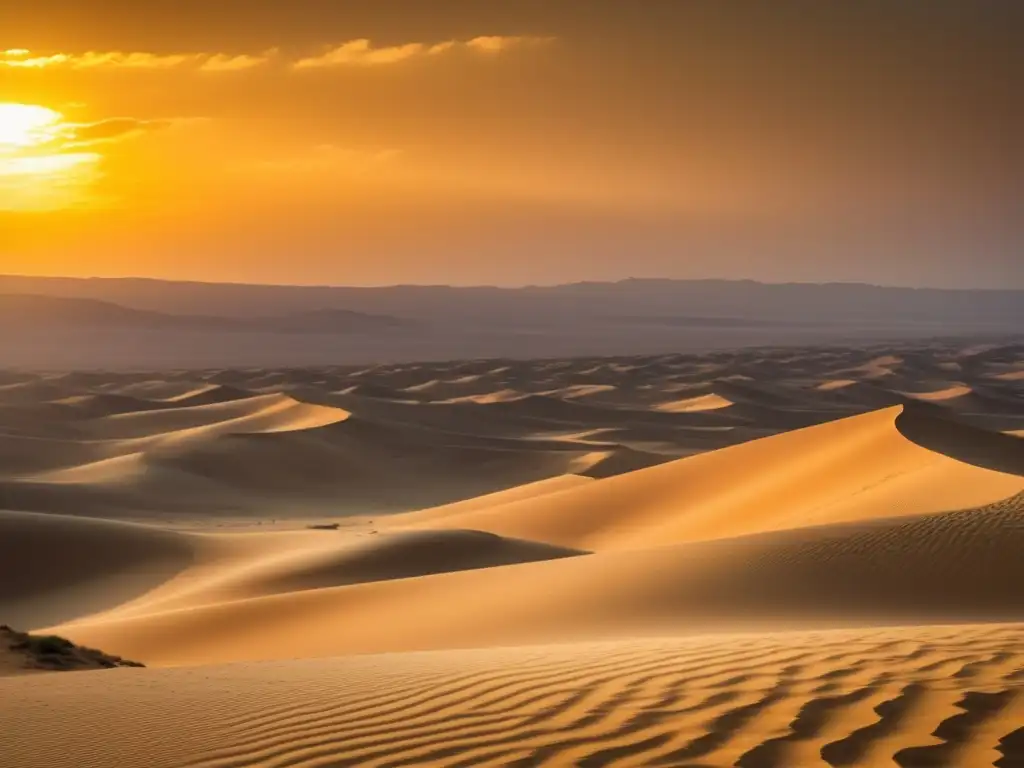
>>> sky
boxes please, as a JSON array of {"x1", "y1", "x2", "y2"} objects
[{"x1": 1, "y1": 0, "x2": 1021, "y2": 288}]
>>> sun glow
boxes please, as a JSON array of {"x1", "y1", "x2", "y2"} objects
[
  {"x1": 0, "y1": 103, "x2": 65, "y2": 149},
  {"x1": 0, "y1": 103, "x2": 100, "y2": 210}
]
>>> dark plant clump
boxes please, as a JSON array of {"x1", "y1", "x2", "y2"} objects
[
  {"x1": 18, "y1": 635, "x2": 75, "y2": 656},
  {"x1": 2, "y1": 624, "x2": 145, "y2": 671}
]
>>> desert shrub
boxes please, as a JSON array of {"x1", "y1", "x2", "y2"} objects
[{"x1": 23, "y1": 635, "x2": 75, "y2": 656}]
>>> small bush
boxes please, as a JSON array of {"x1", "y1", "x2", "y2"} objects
[{"x1": 20, "y1": 635, "x2": 75, "y2": 656}]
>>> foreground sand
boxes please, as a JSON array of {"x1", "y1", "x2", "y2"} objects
[
  {"x1": 4, "y1": 625, "x2": 1023, "y2": 767},
  {"x1": 1, "y1": 340, "x2": 1022, "y2": 766}
]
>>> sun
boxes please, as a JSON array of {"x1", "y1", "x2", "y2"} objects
[
  {"x1": 0, "y1": 103, "x2": 63, "y2": 150},
  {"x1": 0, "y1": 102, "x2": 101, "y2": 211}
]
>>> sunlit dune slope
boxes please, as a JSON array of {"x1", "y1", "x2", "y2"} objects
[
  {"x1": 72, "y1": 391, "x2": 350, "y2": 440},
  {"x1": 393, "y1": 404, "x2": 1024, "y2": 550},
  {"x1": 42, "y1": 490, "x2": 1024, "y2": 664}
]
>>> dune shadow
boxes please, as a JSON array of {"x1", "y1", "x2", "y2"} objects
[
  {"x1": 895, "y1": 403, "x2": 1024, "y2": 477},
  {"x1": 0, "y1": 511, "x2": 195, "y2": 629}
]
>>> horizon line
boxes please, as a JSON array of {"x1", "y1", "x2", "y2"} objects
[{"x1": 1, "y1": 273, "x2": 1022, "y2": 293}]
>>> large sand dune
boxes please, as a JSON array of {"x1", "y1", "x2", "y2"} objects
[{"x1": 2, "y1": 339, "x2": 1023, "y2": 766}]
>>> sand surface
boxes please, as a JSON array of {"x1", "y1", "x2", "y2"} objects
[{"x1": 1, "y1": 339, "x2": 1023, "y2": 766}]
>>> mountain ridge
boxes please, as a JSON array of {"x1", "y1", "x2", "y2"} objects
[
  {"x1": 0, "y1": 294, "x2": 417, "y2": 334},
  {"x1": 1, "y1": 274, "x2": 1021, "y2": 323}
]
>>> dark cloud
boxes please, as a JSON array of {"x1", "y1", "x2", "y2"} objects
[{"x1": 64, "y1": 117, "x2": 173, "y2": 145}]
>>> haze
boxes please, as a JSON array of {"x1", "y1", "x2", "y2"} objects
[
  {"x1": 2, "y1": 0, "x2": 1021, "y2": 288},
  {"x1": 4, "y1": 5, "x2": 1024, "y2": 764}
]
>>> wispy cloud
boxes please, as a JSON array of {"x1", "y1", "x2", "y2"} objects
[
  {"x1": 293, "y1": 36, "x2": 554, "y2": 69},
  {"x1": 0, "y1": 37, "x2": 554, "y2": 73},
  {"x1": 0, "y1": 48, "x2": 274, "y2": 71},
  {"x1": 199, "y1": 52, "x2": 277, "y2": 72},
  {"x1": 59, "y1": 117, "x2": 175, "y2": 148}
]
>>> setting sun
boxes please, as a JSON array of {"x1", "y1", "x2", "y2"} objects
[
  {"x1": 0, "y1": 103, "x2": 101, "y2": 211},
  {"x1": 0, "y1": 103, "x2": 63, "y2": 149}
]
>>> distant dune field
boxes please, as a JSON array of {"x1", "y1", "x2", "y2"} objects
[{"x1": 2, "y1": 339, "x2": 1023, "y2": 767}]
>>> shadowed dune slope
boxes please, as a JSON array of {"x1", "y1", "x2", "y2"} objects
[
  {"x1": 894, "y1": 402, "x2": 1024, "y2": 476},
  {"x1": 50, "y1": 393, "x2": 162, "y2": 419},
  {"x1": 1, "y1": 517, "x2": 584, "y2": 632},
  {"x1": 0, "y1": 511, "x2": 195, "y2": 628},
  {"x1": 87, "y1": 529, "x2": 587, "y2": 621},
  {"x1": 205, "y1": 529, "x2": 586, "y2": 600},
  {"x1": 1, "y1": 394, "x2": 604, "y2": 516}
]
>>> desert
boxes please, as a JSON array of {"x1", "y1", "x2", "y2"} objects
[
  {"x1": 3, "y1": 3, "x2": 1023, "y2": 763},
  {"x1": 2, "y1": 338, "x2": 1022, "y2": 767}
]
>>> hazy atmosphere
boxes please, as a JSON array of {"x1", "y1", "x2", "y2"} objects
[
  {"x1": 2, "y1": 0, "x2": 1022, "y2": 287},
  {"x1": 4, "y1": 5, "x2": 1024, "y2": 767}
]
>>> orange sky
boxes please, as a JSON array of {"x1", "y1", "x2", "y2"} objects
[{"x1": 1, "y1": 1, "x2": 1021, "y2": 287}]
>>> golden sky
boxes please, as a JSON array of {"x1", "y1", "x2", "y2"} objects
[{"x1": 1, "y1": 1, "x2": 1021, "y2": 287}]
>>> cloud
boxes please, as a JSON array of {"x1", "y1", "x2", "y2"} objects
[
  {"x1": 294, "y1": 40, "x2": 427, "y2": 68},
  {"x1": 465, "y1": 36, "x2": 553, "y2": 53},
  {"x1": 1, "y1": 50, "x2": 196, "y2": 69},
  {"x1": 0, "y1": 111, "x2": 194, "y2": 211},
  {"x1": 1, "y1": 38, "x2": 551, "y2": 74},
  {"x1": 0, "y1": 48, "x2": 272, "y2": 72},
  {"x1": 293, "y1": 36, "x2": 553, "y2": 69},
  {"x1": 61, "y1": 117, "x2": 174, "y2": 147},
  {"x1": 1, "y1": 115, "x2": 179, "y2": 156},
  {"x1": 0, "y1": 51, "x2": 71, "y2": 68},
  {"x1": 199, "y1": 51, "x2": 276, "y2": 72}
]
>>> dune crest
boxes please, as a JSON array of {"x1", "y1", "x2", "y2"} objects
[{"x1": 393, "y1": 405, "x2": 1024, "y2": 550}]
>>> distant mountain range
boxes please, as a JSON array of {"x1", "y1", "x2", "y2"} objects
[
  {"x1": 1, "y1": 275, "x2": 1021, "y2": 329},
  {"x1": 0, "y1": 294, "x2": 417, "y2": 334},
  {"x1": 1, "y1": 276, "x2": 1021, "y2": 369}
]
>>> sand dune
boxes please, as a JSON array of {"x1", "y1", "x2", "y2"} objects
[
  {"x1": 0, "y1": 511, "x2": 193, "y2": 628},
  {"x1": 163, "y1": 383, "x2": 266, "y2": 406},
  {"x1": 1, "y1": 389, "x2": 611, "y2": 517},
  {"x1": 392, "y1": 405, "x2": 1023, "y2": 551},
  {"x1": 2, "y1": 339, "x2": 1023, "y2": 766},
  {"x1": 51, "y1": 392, "x2": 163, "y2": 419},
  {"x1": 655, "y1": 392, "x2": 735, "y2": 412},
  {"x1": 42, "y1": 492, "x2": 1024, "y2": 666}
]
